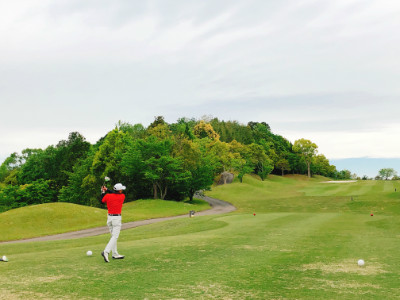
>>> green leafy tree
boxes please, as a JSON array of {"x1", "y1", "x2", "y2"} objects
[
  {"x1": 211, "y1": 140, "x2": 274, "y2": 182},
  {"x1": 255, "y1": 159, "x2": 274, "y2": 181},
  {"x1": 0, "y1": 152, "x2": 21, "y2": 182},
  {"x1": 0, "y1": 185, "x2": 20, "y2": 209},
  {"x1": 276, "y1": 158, "x2": 291, "y2": 176},
  {"x1": 170, "y1": 118, "x2": 196, "y2": 141},
  {"x1": 122, "y1": 137, "x2": 190, "y2": 200},
  {"x1": 229, "y1": 140, "x2": 250, "y2": 181},
  {"x1": 1, "y1": 116, "x2": 347, "y2": 210},
  {"x1": 248, "y1": 122, "x2": 271, "y2": 142},
  {"x1": 0, "y1": 179, "x2": 56, "y2": 210},
  {"x1": 75, "y1": 129, "x2": 132, "y2": 204},
  {"x1": 58, "y1": 147, "x2": 98, "y2": 206},
  {"x1": 17, "y1": 148, "x2": 56, "y2": 184},
  {"x1": 3, "y1": 169, "x2": 19, "y2": 185},
  {"x1": 172, "y1": 138, "x2": 217, "y2": 201},
  {"x1": 207, "y1": 141, "x2": 234, "y2": 173},
  {"x1": 335, "y1": 169, "x2": 352, "y2": 180},
  {"x1": 144, "y1": 155, "x2": 190, "y2": 199},
  {"x1": 147, "y1": 123, "x2": 172, "y2": 140},
  {"x1": 54, "y1": 132, "x2": 91, "y2": 189},
  {"x1": 293, "y1": 139, "x2": 318, "y2": 178},
  {"x1": 287, "y1": 152, "x2": 307, "y2": 175},
  {"x1": 148, "y1": 116, "x2": 167, "y2": 129},
  {"x1": 210, "y1": 118, "x2": 254, "y2": 144},
  {"x1": 194, "y1": 121, "x2": 220, "y2": 141},
  {"x1": 117, "y1": 121, "x2": 146, "y2": 139},
  {"x1": 235, "y1": 160, "x2": 253, "y2": 183},
  {"x1": 311, "y1": 154, "x2": 336, "y2": 177},
  {"x1": 185, "y1": 156, "x2": 216, "y2": 200},
  {"x1": 122, "y1": 137, "x2": 159, "y2": 199},
  {"x1": 91, "y1": 129, "x2": 127, "y2": 186},
  {"x1": 16, "y1": 132, "x2": 89, "y2": 198},
  {"x1": 246, "y1": 143, "x2": 273, "y2": 180},
  {"x1": 378, "y1": 168, "x2": 397, "y2": 180}
]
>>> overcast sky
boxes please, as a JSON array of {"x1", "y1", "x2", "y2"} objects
[{"x1": 1, "y1": 0, "x2": 400, "y2": 166}]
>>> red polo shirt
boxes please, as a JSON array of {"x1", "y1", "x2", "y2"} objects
[{"x1": 102, "y1": 193, "x2": 125, "y2": 214}]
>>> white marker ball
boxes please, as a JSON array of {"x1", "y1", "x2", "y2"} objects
[
  {"x1": 357, "y1": 259, "x2": 365, "y2": 266},
  {"x1": 86, "y1": 251, "x2": 93, "y2": 256}
]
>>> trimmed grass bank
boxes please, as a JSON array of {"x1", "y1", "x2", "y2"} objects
[{"x1": 0, "y1": 199, "x2": 210, "y2": 241}]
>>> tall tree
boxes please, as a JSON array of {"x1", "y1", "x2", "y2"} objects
[
  {"x1": 148, "y1": 116, "x2": 167, "y2": 128},
  {"x1": 54, "y1": 132, "x2": 91, "y2": 189},
  {"x1": 88, "y1": 129, "x2": 129, "y2": 200},
  {"x1": 173, "y1": 138, "x2": 217, "y2": 201},
  {"x1": 276, "y1": 158, "x2": 291, "y2": 176},
  {"x1": 0, "y1": 152, "x2": 20, "y2": 182},
  {"x1": 311, "y1": 154, "x2": 336, "y2": 177},
  {"x1": 59, "y1": 147, "x2": 98, "y2": 206},
  {"x1": 117, "y1": 121, "x2": 146, "y2": 139},
  {"x1": 378, "y1": 168, "x2": 397, "y2": 180},
  {"x1": 230, "y1": 141, "x2": 256, "y2": 182},
  {"x1": 144, "y1": 155, "x2": 190, "y2": 199},
  {"x1": 292, "y1": 139, "x2": 318, "y2": 178},
  {"x1": 194, "y1": 121, "x2": 220, "y2": 141},
  {"x1": 121, "y1": 137, "x2": 190, "y2": 200},
  {"x1": 207, "y1": 140, "x2": 240, "y2": 173}
]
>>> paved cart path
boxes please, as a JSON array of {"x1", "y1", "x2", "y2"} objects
[{"x1": 1, "y1": 195, "x2": 235, "y2": 244}]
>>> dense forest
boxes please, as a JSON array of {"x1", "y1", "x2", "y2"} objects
[{"x1": 0, "y1": 117, "x2": 351, "y2": 212}]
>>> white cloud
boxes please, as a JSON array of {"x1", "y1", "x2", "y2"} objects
[
  {"x1": 0, "y1": 0, "x2": 400, "y2": 162},
  {"x1": 280, "y1": 124, "x2": 400, "y2": 159},
  {"x1": 0, "y1": 126, "x2": 107, "y2": 159}
]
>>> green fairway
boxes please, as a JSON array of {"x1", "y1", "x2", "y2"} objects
[
  {"x1": 208, "y1": 174, "x2": 400, "y2": 215},
  {"x1": 1, "y1": 175, "x2": 400, "y2": 299}
]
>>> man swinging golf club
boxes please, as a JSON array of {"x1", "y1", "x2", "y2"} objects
[{"x1": 100, "y1": 182, "x2": 126, "y2": 262}]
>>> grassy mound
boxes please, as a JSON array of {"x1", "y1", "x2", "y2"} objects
[{"x1": 0, "y1": 199, "x2": 210, "y2": 241}]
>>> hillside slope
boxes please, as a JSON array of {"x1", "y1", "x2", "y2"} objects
[
  {"x1": 0, "y1": 199, "x2": 210, "y2": 241},
  {"x1": 207, "y1": 174, "x2": 400, "y2": 215}
]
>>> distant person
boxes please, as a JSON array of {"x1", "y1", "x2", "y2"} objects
[{"x1": 100, "y1": 183, "x2": 126, "y2": 262}]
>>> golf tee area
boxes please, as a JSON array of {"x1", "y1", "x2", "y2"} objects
[{"x1": 1, "y1": 175, "x2": 400, "y2": 299}]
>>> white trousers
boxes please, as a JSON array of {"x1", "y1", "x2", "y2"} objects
[{"x1": 104, "y1": 215, "x2": 122, "y2": 256}]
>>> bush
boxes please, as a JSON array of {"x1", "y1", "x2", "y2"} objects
[{"x1": 0, "y1": 179, "x2": 57, "y2": 211}]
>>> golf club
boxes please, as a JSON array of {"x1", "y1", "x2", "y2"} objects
[
  {"x1": 102, "y1": 176, "x2": 110, "y2": 191},
  {"x1": 103, "y1": 176, "x2": 110, "y2": 186}
]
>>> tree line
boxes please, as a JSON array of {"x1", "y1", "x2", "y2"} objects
[{"x1": 0, "y1": 117, "x2": 350, "y2": 212}]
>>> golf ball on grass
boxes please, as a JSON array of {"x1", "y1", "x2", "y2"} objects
[
  {"x1": 86, "y1": 251, "x2": 93, "y2": 256},
  {"x1": 358, "y1": 259, "x2": 365, "y2": 266}
]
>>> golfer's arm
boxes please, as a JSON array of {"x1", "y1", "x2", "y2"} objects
[
  {"x1": 100, "y1": 192, "x2": 106, "y2": 204},
  {"x1": 100, "y1": 189, "x2": 113, "y2": 204}
]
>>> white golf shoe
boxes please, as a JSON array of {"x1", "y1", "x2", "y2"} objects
[
  {"x1": 112, "y1": 254, "x2": 125, "y2": 259},
  {"x1": 101, "y1": 251, "x2": 110, "y2": 263}
]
